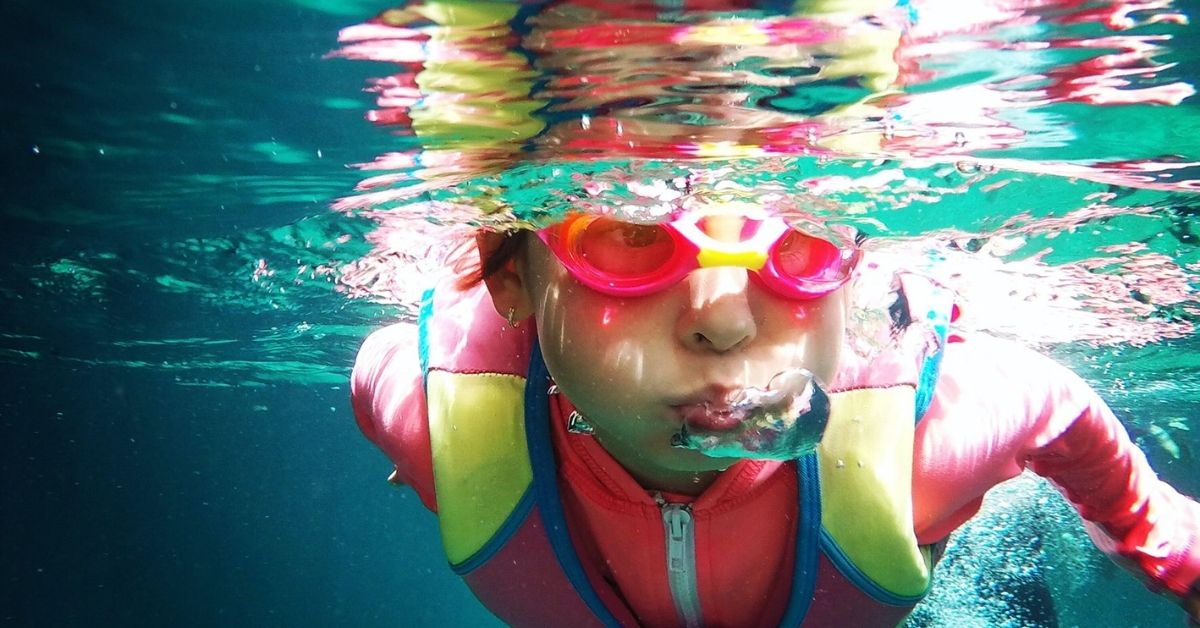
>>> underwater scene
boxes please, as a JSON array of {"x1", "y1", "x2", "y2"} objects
[{"x1": 3, "y1": 0, "x2": 1200, "y2": 625}]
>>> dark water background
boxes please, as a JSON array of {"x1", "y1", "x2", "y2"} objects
[
  {"x1": 1, "y1": 1, "x2": 498, "y2": 625},
  {"x1": 2, "y1": 1, "x2": 1198, "y2": 626}
]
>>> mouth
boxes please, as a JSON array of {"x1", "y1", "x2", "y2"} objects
[
  {"x1": 672, "y1": 399, "x2": 750, "y2": 432},
  {"x1": 671, "y1": 385, "x2": 789, "y2": 432},
  {"x1": 669, "y1": 370, "x2": 830, "y2": 460}
]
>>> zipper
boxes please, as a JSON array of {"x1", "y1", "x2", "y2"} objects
[{"x1": 656, "y1": 492, "x2": 703, "y2": 628}]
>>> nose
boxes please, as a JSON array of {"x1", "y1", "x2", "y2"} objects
[{"x1": 676, "y1": 267, "x2": 758, "y2": 352}]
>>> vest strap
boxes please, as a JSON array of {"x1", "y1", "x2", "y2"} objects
[
  {"x1": 525, "y1": 347, "x2": 627, "y2": 627},
  {"x1": 779, "y1": 454, "x2": 822, "y2": 625}
]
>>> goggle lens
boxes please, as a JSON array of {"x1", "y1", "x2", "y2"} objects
[
  {"x1": 575, "y1": 218, "x2": 677, "y2": 279},
  {"x1": 773, "y1": 230, "x2": 842, "y2": 281}
]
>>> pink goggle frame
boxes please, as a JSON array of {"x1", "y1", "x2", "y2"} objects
[{"x1": 537, "y1": 212, "x2": 860, "y2": 299}]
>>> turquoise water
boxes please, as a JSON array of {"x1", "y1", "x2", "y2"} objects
[{"x1": 2, "y1": 0, "x2": 1199, "y2": 626}]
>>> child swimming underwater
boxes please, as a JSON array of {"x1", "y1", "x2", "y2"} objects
[
  {"x1": 337, "y1": 0, "x2": 1200, "y2": 624},
  {"x1": 351, "y1": 205, "x2": 1200, "y2": 626}
]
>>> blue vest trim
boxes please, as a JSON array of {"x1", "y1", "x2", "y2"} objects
[
  {"x1": 914, "y1": 347, "x2": 943, "y2": 421},
  {"x1": 449, "y1": 487, "x2": 537, "y2": 575},
  {"x1": 911, "y1": 280, "x2": 952, "y2": 422},
  {"x1": 778, "y1": 454, "x2": 821, "y2": 626},
  {"x1": 417, "y1": 287, "x2": 434, "y2": 391},
  {"x1": 817, "y1": 528, "x2": 929, "y2": 607},
  {"x1": 524, "y1": 346, "x2": 623, "y2": 628}
]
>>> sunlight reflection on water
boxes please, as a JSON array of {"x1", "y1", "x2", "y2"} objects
[{"x1": 330, "y1": 0, "x2": 1200, "y2": 352}]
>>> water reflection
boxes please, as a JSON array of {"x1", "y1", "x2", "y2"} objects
[
  {"x1": 330, "y1": 0, "x2": 1199, "y2": 349},
  {"x1": 330, "y1": 0, "x2": 1194, "y2": 199}
]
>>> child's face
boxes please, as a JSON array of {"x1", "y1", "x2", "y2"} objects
[{"x1": 512, "y1": 223, "x2": 846, "y2": 489}]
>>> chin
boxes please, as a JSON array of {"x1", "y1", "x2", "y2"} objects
[{"x1": 664, "y1": 445, "x2": 739, "y2": 473}]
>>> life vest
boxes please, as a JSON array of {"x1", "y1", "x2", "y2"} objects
[{"x1": 418, "y1": 271, "x2": 953, "y2": 627}]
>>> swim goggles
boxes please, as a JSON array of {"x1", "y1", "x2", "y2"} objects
[{"x1": 537, "y1": 212, "x2": 861, "y2": 299}]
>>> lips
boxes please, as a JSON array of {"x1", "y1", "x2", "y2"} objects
[
  {"x1": 675, "y1": 401, "x2": 748, "y2": 432},
  {"x1": 671, "y1": 370, "x2": 829, "y2": 460},
  {"x1": 670, "y1": 374, "x2": 805, "y2": 434}
]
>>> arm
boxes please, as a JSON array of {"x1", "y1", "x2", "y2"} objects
[
  {"x1": 350, "y1": 322, "x2": 438, "y2": 512},
  {"x1": 912, "y1": 334, "x2": 1200, "y2": 610}
]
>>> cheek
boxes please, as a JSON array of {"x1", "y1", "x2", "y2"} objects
[
  {"x1": 790, "y1": 302, "x2": 811, "y2": 322},
  {"x1": 770, "y1": 295, "x2": 845, "y2": 381},
  {"x1": 532, "y1": 282, "x2": 617, "y2": 347},
  {"x1": 548, "y1": 303, "x2": 657, "y2": 383},
  {"x1": 599, "y1": 304, "x2": 620, "y2": 328},
  {"x1": 534, "y1": 301, "x2": 671, "y2": 413},
  {"x1": 805, "y1": 299, "x2": 846, "y2": 382}
]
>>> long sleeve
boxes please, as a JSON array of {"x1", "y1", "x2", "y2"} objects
[
  {"x1": 350, "y1": 322, "x2": 438, "y2": 512},
  {"x1": 912, "y1": 334, "x2": 1200, "y2": 601}
]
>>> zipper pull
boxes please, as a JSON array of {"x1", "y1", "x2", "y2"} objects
[
  {"x1": 664, "y1": 506, "x2": 691, "y2": 573},
  {"x1": 655, "y1": 493, "x2": 693, "y2": 572},
  {"x1": 655, "y1": 492, "x2": 703, "y2": 627}
]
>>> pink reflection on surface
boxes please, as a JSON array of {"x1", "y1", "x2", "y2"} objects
[
  {"x1": 328, "y1": 0, "x2": 1200, "y2": 346},
  {"x1": 327, "y1": 0, "x2": 1196, "y2": 208}
]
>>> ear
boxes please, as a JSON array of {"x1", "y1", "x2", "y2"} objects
[{"x1": 476, "y1": 231, "x2": 534, "y2": 322}]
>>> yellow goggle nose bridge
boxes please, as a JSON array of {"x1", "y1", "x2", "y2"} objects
[
  {"x1": 683, "y1": 213, "x2": 780, "y2": 271},
  {"x1": 696, "y1": 246, "x2": 769, "y2": 270}
]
